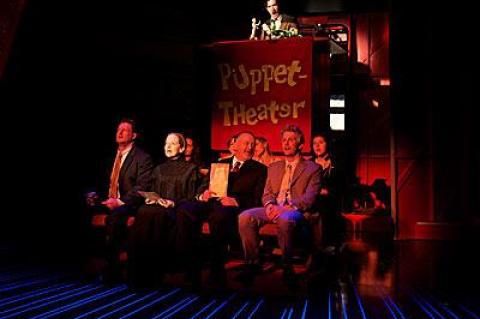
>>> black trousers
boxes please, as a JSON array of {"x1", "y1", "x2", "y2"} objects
[
  {"x1": 128, "y1": 204, "x2": 175, "y2": 285},
  {"x1": 176, "y1": 200, "x2": 240, "y2": 272},
  {"x1": 105, "y1": 205, "x2": 136, "y2": 266}
]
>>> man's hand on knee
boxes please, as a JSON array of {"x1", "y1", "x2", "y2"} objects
[{"x1": 102, "y1": 198, "x2": 124, "y2": 210}]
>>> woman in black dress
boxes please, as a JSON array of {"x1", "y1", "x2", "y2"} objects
[
  {"x1": 128, "y1": 132, "x2": 205, "y2": 288},
  {"x1": 311, "y1": 133, "x2": 344, "y2": 249}
]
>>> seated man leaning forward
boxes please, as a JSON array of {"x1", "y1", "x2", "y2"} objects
[{"x1": 237, "y1": 124, "x2": 321, "y2": 286}]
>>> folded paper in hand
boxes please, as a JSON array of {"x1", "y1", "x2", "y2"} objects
[
  {"x1": 138, "y1": 191, "x2": 161, "y2": 202},
  {"x1": 209, "y1": 163, "x2": 230, "y2": 197}
]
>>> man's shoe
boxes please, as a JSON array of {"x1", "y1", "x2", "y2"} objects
[
  {"x1": 235, "y1": 263, "x2": 262, "y2": 286},
  {"x1": 282, "y1": 265, "x2": 299, "y2": 290},
  {"x1": 207, "y1": 265, "x2": 227, "y2": 289},
  {"x1": 186, "y1": 268, "x2": 202, "y2": 291}
]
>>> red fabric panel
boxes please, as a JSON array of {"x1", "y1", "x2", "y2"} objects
[{"x1": 209, "y1": 38, "x2": 315, "y2": 152}]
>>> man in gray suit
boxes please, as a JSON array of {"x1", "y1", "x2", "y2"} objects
[{"x1": 238, "y1": 124, "x2": 321, "y2": 285}]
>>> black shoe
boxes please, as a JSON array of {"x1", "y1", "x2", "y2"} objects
[
  {"x1": 186, "y1": 268, "x2": 202, "y2": 291},
  {"x1": 282, "y1": 265, "x2": 299, "y2": 290},
  {"x1": 235, "y1": 263, "x2": 262, "y2": 286},
  {"x1": 101, "y1": 267, "x2": 123, "y2": 286},
  {"x1": 207, "y1": 265, "x2": 227, "y2": 289}
]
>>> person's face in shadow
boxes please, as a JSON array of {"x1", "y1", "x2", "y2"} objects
[
  {"x1": 313, "y1": 135, "x2": 328, "y2": 157},
  {"x1": 185, "y1": 137, "x2": 194, "y2": 158}
]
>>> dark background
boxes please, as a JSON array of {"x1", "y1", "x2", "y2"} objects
[{"x1": 0, "y1": 0, "x2": 477, "y2": 258}]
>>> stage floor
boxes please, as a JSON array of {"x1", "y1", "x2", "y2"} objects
[{"x1": 1, "y1": 237, "x2": 479, "y2": 318}]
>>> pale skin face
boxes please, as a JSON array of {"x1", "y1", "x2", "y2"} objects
[
  {"x1": 115, "y1": 122, "x2": 136, "y2": 147},
  {"x1": 281, "y1": 131, "x2": 302, "y2": 158},
  {"x1": 313, "y1": 136, "x2": 327, "y2": 157},
  {"x1": 233, "y1": 133, "x2": 255, "y2": 162},
  {"x1": 266, "y1": 0, "x2": 280, "y2": 20},
  {"x1": 164, "y1": 134, "x2": 185, "y2": 158}
]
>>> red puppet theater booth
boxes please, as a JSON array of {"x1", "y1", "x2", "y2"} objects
[{"x1": 200, "y1": 37, "x2": 330, "y2": 153}]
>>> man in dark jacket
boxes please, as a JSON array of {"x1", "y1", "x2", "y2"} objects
[
  {"x1": 99, "y1": 118, "x2": 153, "y2": 282},
  {"x1": 176, "y1": 132, "x2": 267, "y2": 288}
]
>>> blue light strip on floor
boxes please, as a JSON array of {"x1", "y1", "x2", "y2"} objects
[
  {"x1": 31, "y1": 285, "x2": 127, "y2": 319},
  {"x1": 189, "y1": 299, "x2": 217, "y2": 319},
  {"x1": 161, "y1": 296, "x2": 200, "y2": 319},
  {"x1": 301, "y1": 300, "x2": 308, "y2": 319},
  {"x1": 414, "y1": 294, "x2": 447, "y2": 319},
  {"x1": 374, "y1": 286, "x2": 401, "y2": 319},
  {"x1": 204, "y1": 294, "x2": 236, "y2": 319},
  {"x1": 351, "y1": 283, "x2": 368, "y2": 319},
  {"x1": 287, "y1": 307, "x2": 294, "y2": 319},
  {"x1": 380, "y1": 293, "x2": 399, "y2": 319},
  {"x1": 246, "y1": 299, "x2": 264, "y2": 319},
  {"x1": 73, "y1": 293, "x2": 137, "y2": 319},
  {"x1": 386, "y1": 296, "x2": 407, "y2": 319},
  {"x1": 0, "y1": 282, "x2": 76, "y2": 307},
  {"x1": 0, "y1": 275, "x2": 62, "y2": 292},
  {"x1": 279, "y1": 308, "x2": 288, "y2": 319},
  {"x1": 117, "y1": 288, "x2": 180, "y2": 319},
  {"x1": 96, "y1": 291, "x2": 159, "y2": 319},
  {"x1": 150, "y1": 296, "x2": 193, "y2": 319},
  {"x1": 0, "y1": 272, "x2": 52, "y2": 286},
  {"x1": 410, "y1": 294, "x2": 438, "y2": 319},
  {"x1": 456, "y1": 303, "x2": 480, "y2": 319},
  {"x1": 0, "y1": 271, "x2": 43, "y2": 283},
  {"x1": 341, "y1": 290, "x2": 349, "y2": 319},
  {"x1": 0, "y1": 285, "x2": 102, "y2": 319},
  {"x1": 424, "y1": 295, "x2": 461, "y2": 319},
  {"x1": 0, "y1": 284, "x2": 96, "y2": 315},
  {"x1": 231, "y1": 301, "x2": 250, "y2": 319},
  {"x1": 328, "y1": 293, "x2": 332, "y2": 319}
]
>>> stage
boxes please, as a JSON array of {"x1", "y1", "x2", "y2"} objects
[{"x1": 1, "y1": 238, "x2": 478, "y2": 319}]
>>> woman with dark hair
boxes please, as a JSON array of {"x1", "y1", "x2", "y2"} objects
[
  {"x1": 218, "y1": 134, "x2": 237, "y2": 161},
  {"x1": 311, "y1": 133, "x2": 344, "y2": 249},
  {"x1": 185, "y1": 136, "x2": 209, "y2": 176}
]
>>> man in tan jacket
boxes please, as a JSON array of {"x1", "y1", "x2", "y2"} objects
[{"x1": 238, "y1": 124, "x2": 321, "y2": 286}]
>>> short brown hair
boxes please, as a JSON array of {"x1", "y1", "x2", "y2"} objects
[
  {"x1": 118, "y1": 118, "x2": 137, "y2": 133},
  {"x1": 281, "y1": 124, "x2": 305, "y2": 145}
]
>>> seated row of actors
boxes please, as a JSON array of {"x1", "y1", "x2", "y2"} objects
[{"x1": 88, "y1": 119, "x2": 339, "y2": 288}]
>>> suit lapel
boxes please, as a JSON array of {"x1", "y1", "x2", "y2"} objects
[
  {"x1": 119, "y1": 146, "x2": 135, "y2": 180},
  {"x1": 271, "y1": 161, "x2": 286, "y2": 194},
  {"x1": 290, "y1": 159, "x2": 306, "y2": 187}
]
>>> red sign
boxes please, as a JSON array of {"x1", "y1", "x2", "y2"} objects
[{"x1": 209, "y1": 38, "x2": 313, "y2": 152}]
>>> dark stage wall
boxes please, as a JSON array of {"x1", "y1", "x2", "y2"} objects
[{"x1": 0, "y1": 0, "x2": 477, "y2": 254}]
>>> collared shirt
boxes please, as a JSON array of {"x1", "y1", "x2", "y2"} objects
[
  {"x1": 276, "y1": 158, "x2": 300, "y2": 206},
  {"x1": 231, "y1": 156, "x2": 244, "y2": 172},
  {"x1": 110, "y1": 144, "x2": 133, "y2": 199},
  {"x1": 270, "y1": 15, "x2": 283, "y2": 30}
]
